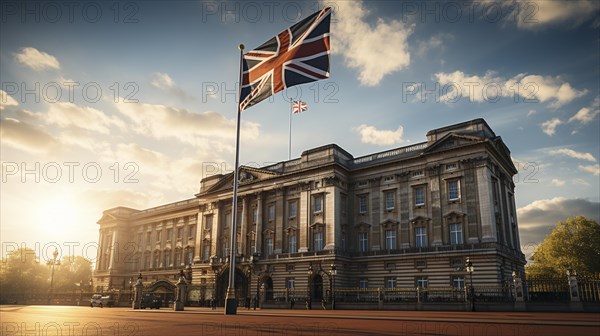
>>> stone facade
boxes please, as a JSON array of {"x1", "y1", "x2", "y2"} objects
[{"x1": 93, "y1": 119, "x2": 526, "y2": 305}]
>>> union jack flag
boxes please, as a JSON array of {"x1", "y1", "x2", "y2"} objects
[
  {"x1": 240, "y1": 7, "x2": 331, "y2": 111},
  {"x1": 292, "y1": 100, "x2": 308, "y2": 113}
]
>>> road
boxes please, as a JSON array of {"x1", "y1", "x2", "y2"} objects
[{"x1": 1, "y1": 305, "x2": 599, "y2": 336}]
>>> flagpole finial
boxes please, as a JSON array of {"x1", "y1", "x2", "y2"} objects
[{"x1": 239, "y1": 44, "x2": 245, "y2": 50}]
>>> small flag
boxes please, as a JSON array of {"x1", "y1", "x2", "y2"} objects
[
  {"x1": 240, "y1": 7, "x2": 331, "y2": 111},
  {"x1": 292, "y1": 100, "x2": 308, "y2": 113}
]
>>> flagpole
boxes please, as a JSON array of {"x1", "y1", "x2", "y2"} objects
[
  {"x1": 288, "y1": 98, "x2": 293, "y2": 160},
  {"x1": 225, "y1": 43, "x2": 245, "y2": 315}
]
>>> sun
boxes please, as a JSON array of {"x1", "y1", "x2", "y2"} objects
[{"x1": 37, "y1": 193, "x2": 81, "y2": 236}]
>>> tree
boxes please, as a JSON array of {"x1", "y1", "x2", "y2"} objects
[
  {"x1": 0, "y1": 248, "x2": 49, "y2": 296},
  {"x1": 526, "y1": 216, "x2": 600, "y2": 277},
  {"x1": 53, "y1": 256, "x2": 93, "y2": 292}
]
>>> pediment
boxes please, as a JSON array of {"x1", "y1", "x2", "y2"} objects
[
  {"x1": 409, "y1": 216, "x2": 431, "y2": 223},
  {"x1": 423, "y1": 133, "x2": 485, "y2": 154},
  {"x1": 202, "y1": 166, "x2": 282, "y2": 194}
]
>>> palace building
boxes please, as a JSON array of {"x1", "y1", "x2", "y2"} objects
[{"x1": 93, "y1": 118, "x2": 526, "y2": 306}]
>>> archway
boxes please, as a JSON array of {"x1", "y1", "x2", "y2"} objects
[
  {"x1": 258, "y1": 276, "x2": 273, "y2": 302},
  {"x1": 311, "y1": 274, "x2": 323, "y2": 301},
  {"x1": 215, "y1": 268, "x2": 248, "y2": 307},
  {"x1": 145, "y1": 280, "x2": 176, "y2": 308}
]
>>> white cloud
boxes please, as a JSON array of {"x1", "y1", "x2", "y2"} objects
[
  {"x1": 578, "y1": 164, "x2": 600, "y2": 176},
  {"x1": 45, "y1": 102, "x2": 125, "y2": 134},
  {"x1": 572, "y1": 178, "x2": 590, "y2": 186},
  {"x1": 353, "y1": 124, "x2": 405, "y2": 146},
  {"x1": 550, "y1": 179, "x2": 566, "y2": 187},
  {"x1": 541, "y1": 118, "x2": 561, "y2": 136},
  {"x1": 113, "y1": 100, "x2": 259, "y2": 147},
  {"x1": 14, "y1": 47, "x2": 60, "y2": 71},
  {"x1": 434, "y1": 71, "x2": 586, "y2": 107},
  {"x1": 0, "y1": 117, "x2": 59, "y2": 153},
  {"x1": 415, "y1": 34, "x2": 449, "y2": 57},
  {"x1": 517, "y1": 197, "x2": 600, "y2": 256},
  {"x1": 568, "y1": 96, "x2": 600, "y2": 124},
  {"x1": 327, "y1": 0, "x2": 413, "y2": 86},
  {"x1": 0, "y1": 90, "x2": 19, "y2": 110},
  {"x1": 150, "y1": 72, "x2": 175, "y2": 89},
  {"x1": 510, "y1": 0, "x2": 600, "y2": 29},
  {"x1": 548, "y1": 148, "x2": 596, "y2": 162}
]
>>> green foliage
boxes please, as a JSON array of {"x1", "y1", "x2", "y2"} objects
[
  {"x1": 0, "y1": 248, "x2": 49, "y2": 294},
  {"x1": 0, "y1": 248, "x2": 92, "y2": 296},
  {"x1": 526, "y1": 216, "x2": 600, "y2": 277}
]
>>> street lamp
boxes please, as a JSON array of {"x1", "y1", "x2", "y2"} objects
[
  {"x1": 465, "y1": 257, "x2": 475, "y2": 312},
  {"x1": 329, "y1": 264, "x2": 337, "y2": 310},
  {"x1": 48, "y1": 248, "x2": 60, "y2": 305},
  {"x1": 306, "y1": 265, "x2": 313, "y2": 310},
  {"x1": 129, "y1": 277, "x2": 134, "y2": 302}
]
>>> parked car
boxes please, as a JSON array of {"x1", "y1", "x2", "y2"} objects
[
  {"x1": 90, "y1": 294, "x2": 114, "y2": 308},
  {"x1": 141, "y1": 293, "x2": 161, "y2": 309}
]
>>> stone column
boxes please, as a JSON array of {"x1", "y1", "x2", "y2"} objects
[
  {"x1": 567, "y1": 270, "x2": 584, "y2": 312},
  {"x1": 256, "y1": 193, "x2": 263, "y2": 255},
  {"x1": 174, "y1": 270, "x2": 187, "y2": 311},
  {"x1": 132, "y1": 274, "x2": 144, "y2": 309}
]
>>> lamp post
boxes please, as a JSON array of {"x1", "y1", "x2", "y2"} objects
[
  {"x1": 465, "y1": 257, "x2": 475, "y2": 312},
  {"x1": 48, "y1": 248, "x2": 59, "y2": 305},
  {"x1": 329, "y1": 264, "x2": 337, "y2": 310},
  {"x1": 129, "y1": 277, "x2": 134, "y2": 302},
  {"x1": 306, "y1": 265, "x2": 313, "y2": 310}
]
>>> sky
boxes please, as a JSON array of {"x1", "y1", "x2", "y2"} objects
[{"x1": 1, "y1": 0, "x2": 599, "y2": 263}]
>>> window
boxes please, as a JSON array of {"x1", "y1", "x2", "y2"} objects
[
  {"x1": 445, "y1": 163, "x2": 458, "y2": 171},
  {"x1": 358, "y1": 232, "x2": 369, "y2": 252},
  {"x1": 205, "y1": 215, "x2": 213, "y2": 230},
  {"x1": 383, "y1": 175, "x2": 395, "y2": 182},
  {"x1": 252, "y1": 208, "x2": 258, "y2": 223},
  {"x1": 164, "y1": 252, "x2": 171, "y2": 268},
  {"x1": 288, "y1": 201, "x2": 297, "y2": 218},
  {"x1": 265, "y1": 238, "x2": 273, "y2": 256},
  {"x1": 385, "y1": 277, "x2": 397, "y2": 288},
  {"x1": 359, "y1": 278, "x2": 368, "y2": 289},
  {"x1": 416, "y1": 277, "x2": 428, "y2": 288},
  {"x1": 153, "y1": 254, "x2": 159, "y2": 269},
  {"x1": 175, "y1": 251, "x2": 181, "y2": 266},
  {"x1": 202, "y1": 244, "x2": 210, "y2": 261},
  {"x1": 156, "y1": 230, "x2": 162, "y2": 242},
  {"x1": 412, "y1": 170, "x2": 424, "y2": 178},
  {"x1": 268, "y1": 204, "x2": 275, "y2": 221},
  {"x1": 314, "y1": 195, "x2": 323, "y2": 213},
  {"x1": 288, "y1": 235, "x2": 297, "y2": 253},
  {"x1": 450, "y1": 223, "x2": 463, "y2": 245},
  {"x1": 358, "y1": 195, "x2": 368, "y2": 214},
  {"x1": 250, "y1": 239, "x2": 256, "y2": 255},
  {"x1": 145, "y1": 255, "x2": 151, "y2": 269},
  {"x1": 385, "y1": 191, "x2": 395, "y2": 210},
  {"x1": 452, "y1": 276, "x2": 465, "y2": 289},
  {"x1": 166, "y1": 229, "x2": 173, "y2": 241},
  {"x1": 313, "y1": 231, "x2": 323, "y2": 251},
  {"x1": 224, "y1": 212, "x2": 231, "y2": 227},
  {"x1": 146, "y1": 232, "x2": 151, "y2": 244},
  {"x1": 414, "y1": 187, "x2": 425, "y2": 206},
  {"x1": 385, "y1": 230, "x2": 397, "y2": 250},
  {"x1": 450, "y1": 258, "x2": 463, "y2": 269},
  {"x1": 415, "y1": 260, "x2": 427, "y2": 268},
  {"x1": 447, "y1": 180, "x2": 460, "y2": 201},
  {"x1": 286, "y1": 278, "x2": 296, "y2": 289},
  {"x1": 185, "y1": 249, "x2": 194, "y2": 265},
  {"x1": 188, "y1": 225, "x2": 196, "y2": 239},
  {"x1": 415, "y1": 227, "x2": 427, "y2": 247},
  {"x1": 177, "y1": 227, "x2": 183, "y2": 239},
  {"x1": 222, "y1": 241, "x2": 229, "y2": 257}
]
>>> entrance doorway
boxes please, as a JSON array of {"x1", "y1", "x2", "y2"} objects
[{"x1": 215, "y1": 268, "x2": 248, "y2": 306}]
